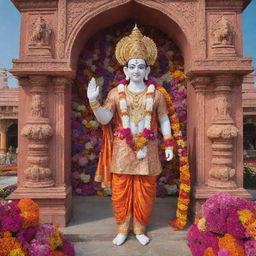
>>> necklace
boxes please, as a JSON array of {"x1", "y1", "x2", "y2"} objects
[
  {"x1": 125, "y1": 86, "x2": 147, "y2": 127},
  {"x1": 116, "y1": 83, "x2": 156, "y2": 159}
]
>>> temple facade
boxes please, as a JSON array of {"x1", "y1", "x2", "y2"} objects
[{"x1": 6, "y1": 0, "x2": 254, "y2": 226}]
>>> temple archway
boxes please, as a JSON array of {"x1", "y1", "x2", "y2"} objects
[{"x1": 10, "y1": 0, "x2": 253, "y2": 226}]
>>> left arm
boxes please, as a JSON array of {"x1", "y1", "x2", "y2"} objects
[{"x1": 159, "y1": 114, "x2": 173, "y2": 161}]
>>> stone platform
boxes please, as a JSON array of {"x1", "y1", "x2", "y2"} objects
[{"x1": 61, "y1": 196, "x2": 191, "y2": 256}]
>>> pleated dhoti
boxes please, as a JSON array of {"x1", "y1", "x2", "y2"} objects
[{"x1": 111, "y1": 173, "x2": 157, "y2": 235}]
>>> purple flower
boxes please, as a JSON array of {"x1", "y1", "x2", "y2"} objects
[
  {"x1": 17, "y1": 227, "x2": 37, "y2": 248},
  {"x1": 0, "y1": 214, "x2": 22, "y2": 232},
  {"x1": 226, "y1": 210, "x2": 246, "y2": 239},
  {"x1": 29, "y1": 241, "x2": 51, "y2": 256},
  {"x1": 34, "y1": 223, "x2": 54, "y2": 243},
  {"x1": 187, "y1": 224, "x2": 219, "y2": 256},
  {"x1": 218, "y1": 248, "x2": 229, "y2": 256},
  {"x1": 61, "y1": 238, "x2": 75, "y2": 256},
  {"x1": 244, "y1": 239, "x2": 256, "y2": 256}
]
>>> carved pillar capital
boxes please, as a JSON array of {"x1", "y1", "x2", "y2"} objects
[{"x1": 191, "y1": 76, "x2": 211, "y2": 93}]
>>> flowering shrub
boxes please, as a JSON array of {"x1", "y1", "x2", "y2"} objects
[
  {"x1": 187, "y1": 193, "x2": 256, "y2": 256},
  {"x1": 72, "y1": 21, "x2": 187, "y2": 197},
  {"x1": 0, "y1": 198, "x2": 75, "y2": 256}
]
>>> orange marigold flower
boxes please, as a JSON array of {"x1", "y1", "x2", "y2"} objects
[
  {"x1": 18, "y1": 198, "x2": 39, "y2": 229},
  {"x1": 203, "y1": 247, "x2": 217, "y2": 256}
]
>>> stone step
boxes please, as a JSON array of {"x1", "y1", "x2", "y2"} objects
[{"x1": 61, "y1": 196, "x2": 191, "y2": 255}]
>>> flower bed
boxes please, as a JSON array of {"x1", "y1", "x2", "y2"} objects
[
  {"x1": 0, "y1": 198, "x2": 75, "y2": 256},
  {"x1": 187, "y1": 193, "x2": 256, "y2": 256}
]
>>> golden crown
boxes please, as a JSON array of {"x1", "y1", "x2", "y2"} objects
[{"x1": 115, "y1": 25, "x2": 157, "y2": 66}]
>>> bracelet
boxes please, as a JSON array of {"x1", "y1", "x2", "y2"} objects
[
  {"x1": 164, "y1": 135, "x2": 174, "y2": 150},
  {"x1": 89, "y1": 100, "x2": 100, "y2": 111}
]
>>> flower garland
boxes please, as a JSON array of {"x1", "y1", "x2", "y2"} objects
[
  {"x1": 156, "y1": 85, "x2": 190, "y2": 230},
  {"x1": 116, "y1": 82, "x2": 155, "y2": 159}
]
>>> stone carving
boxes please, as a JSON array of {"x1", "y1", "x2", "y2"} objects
[
  {"x1": 209, "y1": 167, "x2": 235, "y2": 182},
  {"x1": 216, "y1": 96, "x2": 231, "y2": 118},
  {"x1": 21, "y1": 124, "x2": 53, "y2": 140},
  {"x1": 57, "y1": 0, "x2": 67, "y2": 58},
  {"x1": 212, "y1": 16, "x2": 234, "y2": 46},
  {"x1": 30, "y1": 16, "x2": 52, "y2": 46},
  {"x1": 31, "y1": 94, "x2": 46, "y2": 118},
  {"x1": 207, "y1": 124, "x2": 238, "y2": 140},
  {"x1": 24, "y1": 166, "x2": 52, "y2": 182}
]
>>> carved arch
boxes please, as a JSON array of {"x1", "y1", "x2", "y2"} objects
[{"x1": 65, "y1": 0, "x2": 194, "y2": 72}]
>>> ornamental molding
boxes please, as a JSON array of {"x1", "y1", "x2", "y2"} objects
[
  {"x1": 207, "y1": 124, "x2": 238, "y2": 139},
  {"x1": 12, "y1": 0, "x2": 58, "y2": 11},
  {"x1": 21, "y1": 124, "x2": 53, "y2": 140},
  {"x1": 65, "y1": 0, "x2": 196, "y2": 60}
]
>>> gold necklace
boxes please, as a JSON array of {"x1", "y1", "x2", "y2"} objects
[{"x1": 125, "y1": 86, "x2": 147, "y2": 126}]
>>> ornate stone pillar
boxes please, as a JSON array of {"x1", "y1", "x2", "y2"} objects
[
  {"x1": 0, "y1": 120, "x2": 7, "y2": 154},
  {"x1": 8, "y1": 75, "x2": 73, "y2": 226},
  {"x1": 192, "y1": 74, "x2": 251, "y2": 216},
  {"x1": 206, "y1": 75, "x2": 238, "y2": 188},
  {"x1": 21, "y1": 76, "x2": 54, "y2": 187}
]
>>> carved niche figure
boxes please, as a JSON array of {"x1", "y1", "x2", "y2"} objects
[
  {"x1": 216, "y1": 96, "x2": 231, "y2": 118},
  {"x1": 30, "y1": 16, "x2": 52, "y2": 46},
  {"x1": 31, "y1": 94, "x2": 46, "y2": 118},
  {"x1": 212, "y1": 16, "x2": 234, "y2": 45}
]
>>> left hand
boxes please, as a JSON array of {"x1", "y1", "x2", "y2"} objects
[{"x1": 165, "y1": 149, "x2": 173, "y2": 161}]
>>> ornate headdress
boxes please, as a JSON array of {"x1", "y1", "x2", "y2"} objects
[{"x1": 115, "y1": 25, "x2": 157, "y2": 66}]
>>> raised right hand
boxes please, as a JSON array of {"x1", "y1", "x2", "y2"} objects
[{"x1": 87, "y1": 77, "x2": 99, "y2": 102}]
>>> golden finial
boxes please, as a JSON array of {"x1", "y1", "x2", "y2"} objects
[{"x1": 115, "y1": 25, "x2": 157, "y2": 66}]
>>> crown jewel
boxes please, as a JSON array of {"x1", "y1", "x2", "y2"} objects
[{"x1": 115, "y1": 25, "x2": 157, "y2": 66}]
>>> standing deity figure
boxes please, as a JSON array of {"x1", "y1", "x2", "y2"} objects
[{"x1": 87, "y1": 25, "x2": 173, "y2": 246}]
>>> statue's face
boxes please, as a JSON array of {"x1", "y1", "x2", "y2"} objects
[{"x1": 123, "y1": 59, "x2": 150, "y2": 83}]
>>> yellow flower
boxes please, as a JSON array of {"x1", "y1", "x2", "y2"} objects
[
  {"x1": 178, "y1": 203, "x2": 188, "y2": 211},
  {"x1": 180, "y1": 184, "x2": 190, "y2": 192},
  {"x1": 8, "y1": 248, "x2": 25, "y2": 256},
  {"x1": 85, "y1": 123, "x2": 92, "y2": 129},
  {"x1": 237, "y1": 209, "x2": 254, "y2": 225},
  {"x1": 172, "y1": 70, "x2": 186, "y2": 81},
  {"x1": 48, "y1": 227, "x2": 63, "y2": 250},
  {"x1": 198, "y1": 217, "x2": 207, "y2": 231}
]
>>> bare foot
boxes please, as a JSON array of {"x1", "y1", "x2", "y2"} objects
[
  {"x1": 113, "y1": 233, "x2": 128, "y2": 246},
  {"x1": 136, "y1": 234, "x2": 150, "y2": 245}
]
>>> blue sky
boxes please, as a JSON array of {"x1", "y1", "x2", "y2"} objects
[{"x1": 0, "y1": 1, "x2": 255, "y2": 87}]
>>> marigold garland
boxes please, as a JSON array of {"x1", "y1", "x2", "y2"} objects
[{"x1": 156, "y1": 85, "x2": 190, "y2": 230}]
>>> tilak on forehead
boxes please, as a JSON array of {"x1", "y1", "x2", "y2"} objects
[{"x1": 115, "y1": 24, "x2": 158, "y2": 66}]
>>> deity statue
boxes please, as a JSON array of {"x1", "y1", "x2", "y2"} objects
[{"x1": 87, "y1": 25, "x2": 174, "y2": 246}]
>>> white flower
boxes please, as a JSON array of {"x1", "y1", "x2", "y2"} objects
[
  {"x1": 164, "y1": 184, "x2": 178, "y2": 195},
  {"x1": 93, "y1": 54, "x2": 98, "y2": 60},
  {"x1": 122, "y1": 116, "x2": 129, "y2": 128},
  {"x1": 90, "y1": 120, "x2": 99, "y2": 129},
  {"x1": 91, "y1": 65, "x2": 96, "y2": 72},
  {"x1": 136, "y1": 146, "x2": 147, "y2": 159},
  {"x1": 85, "y1": 142, "x2": 93, "y2": 150},
  {"x1": 72, "y1": 111, "x2": 81, "y2": 117},
  {"x1": 144, "y1": 115, "x2": 151, "y2": 129},
  {"x1": 72, "y1": 102, "x2": 79, "y2": 110},
  {"x1": 147, "y1": 84, "x2": 155, "y2": 93},
  {"x1": 88, "y1": 153, "x2": 96, "y2": 161},
  {"x1": 159, "y1": 176, "x2": 167, "y2": 184},
  {"x1": 82, "y1": 120, "x2": 87, "y2": 125},
  {"x1": 118, "y1": 84, "x2": 125, "y2": 92},
  {"x1": 146, "y1": 98, "x2": 153, "y2": 110},
  {"x1": 107, "y1": 66, "x2": 114, "y2": 73},
  {"x1": 80, "y1": 173, "x2": 91, "y2": 183},
  {"x1": 85, "y1": 59, "x2": 93, "y2": 66},
  {"x1": 77, "y1": 104, "x2": 86, "y2": 112}
]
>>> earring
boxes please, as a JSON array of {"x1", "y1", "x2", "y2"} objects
[
  {"x1": 145, "y1": 75, "x2": 148, "y2": 81},
  {"x1": 125, "y1": 75, "x2": 129, "y2": 81}
]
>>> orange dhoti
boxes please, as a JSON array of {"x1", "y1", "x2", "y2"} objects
[{"x1": 112, "y1": 173, "x2": 157, "y2": 235}]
